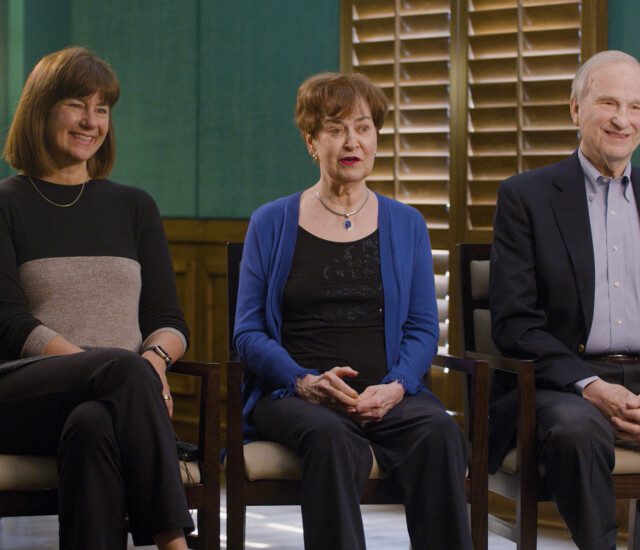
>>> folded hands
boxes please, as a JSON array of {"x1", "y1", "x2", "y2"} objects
[{"x1": 295, "y1": 366, "x2": 405, "y2": 424}]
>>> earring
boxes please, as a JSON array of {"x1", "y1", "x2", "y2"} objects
[{"x1": 312, "y1": 152, "x2": 319, "y2": 161}]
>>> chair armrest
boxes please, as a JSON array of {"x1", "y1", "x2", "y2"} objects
[
  {"x1": 433, "y1": 353, "x2": 485, "y2": 376},
  {"x1": 433, "y1": 354, "x2": 489, "y2": 527},
  {"x1": 172, "y1": 360, "x2": 215, "y2": 377},
  {"x1": 170, "y1": 361, "x2": 220, "y2": 476},
  {"x1": 433, "y1": 355, "x2": 489, "y2": 426},
  {"x1": 465, "y1": 352, "x2": 536, "y2": 486},
  {"x1": 466, "y1": 351, "x2": 534, "y2": 376},
  {"x1": 433, "y1": 354, "x2": 489, "y2": 463}
]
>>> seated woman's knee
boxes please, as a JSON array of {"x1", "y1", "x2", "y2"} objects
[
  {"x1": 301, "y1": 413, "x2": 360, "y2": 450},
  {"x1": 426, "y1": 412, "x2": 467, "y2": 462},
  {"x1": 419, "y1": 407, "x2": 462, "y2": 443},
  {"x1": 92, "y1": 348, "x2": 161, "y2": 388},
  {"x1": 61, "y1": 401, "x2": 113, "y2": 446}
]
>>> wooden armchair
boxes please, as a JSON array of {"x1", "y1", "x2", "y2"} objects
[
  {"x1": 457, "y1": 242, "x2": 640, "y2": 550},
  {"x1": 0, "y1": 359, "x2": 220, "y2": 550},
  {"x1": 224, "y1": 241, "x2": 490, "y2": 550}
]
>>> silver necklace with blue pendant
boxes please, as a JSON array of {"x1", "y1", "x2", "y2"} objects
[{"x1": 315, "y1": 189, "x2": 370, "y2": 231}]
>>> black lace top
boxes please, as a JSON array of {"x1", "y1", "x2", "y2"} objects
[{"x1": 281, "y1": 227, "x2": 387, "y2": 393}]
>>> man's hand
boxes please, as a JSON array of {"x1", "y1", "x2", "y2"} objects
[
  {"x1": 353, "y1": 381, "x2": 405, "y2": 423},
  {"x1": 583, "y1": 379, "x2": 640, "y2": 439},
  {"x1": 295, "y1": 366, "x2": 359, "y2": 412}
]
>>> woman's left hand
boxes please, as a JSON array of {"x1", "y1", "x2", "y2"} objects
[
  {"x1": 143, "y1": 351, "x2": 173, "y2": 418},
  {"x1": 353, "y1": 381, "x2": 404, "y2": 423}
]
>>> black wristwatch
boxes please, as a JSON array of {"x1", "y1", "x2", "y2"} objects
[{"x1": 144, "y1": 345, "x2": 173, "y2": 370}]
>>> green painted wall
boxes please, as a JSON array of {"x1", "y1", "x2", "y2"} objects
[
  {"x1": 71, "y1": 0, "x2": 340, "y2": 217},
  {"x1": 608, "y1": 1, "x2": 640, "y2": 58},
  {"x1": 70, "y1": 0, "x2": 201, "y2": 216},
  {"x1": 198, "y1": 1, "x2": 340, "y2": 217},
  {"x1": 0, "y1": 0, "x2": 339, "y2": 217},
  {"x1": 23, "y1": 0, "x2": 70, "y2": 71},
  {"x1": 2, "y1": 2, "x2": 640, "y2": 216},
  {"x1": 0, "y1": 0, "x2": 70, "y2": 180}
]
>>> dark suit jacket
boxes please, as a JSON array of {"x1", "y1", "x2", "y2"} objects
[{"x1": 488, "y1": 150, "x2": 640, "y2": 473}]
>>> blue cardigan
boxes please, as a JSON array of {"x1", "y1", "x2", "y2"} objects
[{"x1": 233, "y1": 192, "x2": 440, "y2": 438}]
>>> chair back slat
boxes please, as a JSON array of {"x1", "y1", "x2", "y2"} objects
[
  {"x1": 227, "y1": 242, "x2": 244, "y2": 353},
  {"x1": 457, "y1": 244, "x2": 494, "y2": 355}
]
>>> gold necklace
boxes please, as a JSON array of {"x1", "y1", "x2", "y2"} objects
[
  {"x1": 28, "y1": 175, "x2": 88, "y2": 208},
  {"x1": 315, "y1": 190, "x2": 370, "y2": 231}
]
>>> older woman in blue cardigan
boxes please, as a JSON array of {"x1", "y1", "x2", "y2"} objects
[{"x1": 234, "y1": 72, "x2": 472, "y2": 550}]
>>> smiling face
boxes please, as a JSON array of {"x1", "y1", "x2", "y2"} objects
[
  {"x1": 306, "y1": 100, "x2": 378, "y2": 188},
  {"x1": 45, "y1": 91, "x2": 110, "y2": 179},
  {"x1": 571, "y1": 60, "x2": 640, "y2": 177}
]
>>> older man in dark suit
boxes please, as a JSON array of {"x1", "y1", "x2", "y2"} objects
[{"x1": 490, "y1": 50, "x2": 640, "y2": 550}]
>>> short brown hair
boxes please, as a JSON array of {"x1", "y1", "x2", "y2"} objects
[
  {"x1": 295, "y1": 72, "x2": 389, "y2": 139},
  {"x1": 3, "y1": 46, "x2": 120, "y2": 179}
]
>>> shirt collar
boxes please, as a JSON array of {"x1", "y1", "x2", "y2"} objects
[{"x1": 578, "y1": 148, "x2": 632, "y2": 200}]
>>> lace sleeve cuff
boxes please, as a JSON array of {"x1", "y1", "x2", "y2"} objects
[{"x1": 272, "y1": 368, "x2": 320, "y2": 399}]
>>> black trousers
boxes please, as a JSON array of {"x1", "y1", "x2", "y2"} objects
[
  {"x1": 253, "y1": 392, "x2": 472, "y2": 550},
  {"x1": 0, "y1": 348, "x2": 194, "y2": 549},
  {"x1": 535, "y1": 360, "x2": 640, "y2": 550}
]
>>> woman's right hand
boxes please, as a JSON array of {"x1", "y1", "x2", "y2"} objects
[
  {"x1": 142, "y1": 350, "x2": 174, "y2": 417},
  {"x1": 295, "y1": 366, "x2": 359, "y2": 412}
]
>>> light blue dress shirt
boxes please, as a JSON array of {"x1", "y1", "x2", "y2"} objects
[{"x1": 576, "y1": 150, "x2": 640, "y2": 392}]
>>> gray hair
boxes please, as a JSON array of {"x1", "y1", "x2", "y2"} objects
[{"x1": 571, "y1": 50, "x2": 640, "y2": 103}]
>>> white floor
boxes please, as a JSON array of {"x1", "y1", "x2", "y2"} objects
[{"x1": 0, "y1": 505, "x2": 627, "y2": 549}]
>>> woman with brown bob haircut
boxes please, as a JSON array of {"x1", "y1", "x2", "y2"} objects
[
  {"x1": 0, "y1": 47, "x2": 193, "y2": 549},
  {"x1": 233, "y1": 71, "x2": 472, "y2": 549},
  {"x1": 4, "y1": 47, "x2": 118, "y2": 179}
]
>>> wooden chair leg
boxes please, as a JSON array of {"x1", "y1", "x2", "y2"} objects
[
  {"x1": 226, "y1": 500, "x2": 246, "y2": 550},
  {"x1": 471, "y1": 494, "x2": 488, "y2": 550},
  {"x1": 517, "y1": 496, "x2": 537, "y2": 550},
  {"x1": 183, "y1": 502, "x2": 222, "y2": 550},
  {"x1": 629, "y1": 499, "x2": 640, "y2": 550},
  {"x1": 198, "y1": 493, "x2": 221, "y2": 550}
]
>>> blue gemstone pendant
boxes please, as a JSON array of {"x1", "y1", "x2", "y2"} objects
[{"x1": 344, "y1": 219, "x2": 353, "y2": 231}]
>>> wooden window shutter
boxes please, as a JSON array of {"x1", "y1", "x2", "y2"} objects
[{"x1": 341, "y1": 0, "x2": 606, "y2": 355}]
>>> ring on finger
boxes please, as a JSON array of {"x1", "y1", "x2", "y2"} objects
[{"x1": 163, "y1": 394, "x2": 172, "y2": 401}]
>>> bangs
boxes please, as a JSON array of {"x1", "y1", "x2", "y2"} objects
[
  {"x1": 3, "y1": 46, "x2": 120, "y2": 178},
  {"x1": 53, "y1": 53, "x2": 120, "y2": 106},
  {"x1": 295, "y1": 72, "x2": 389, "y2": 138},
  {"x1": 315, "y1": 82, "x2": 364, "y2": 121}
]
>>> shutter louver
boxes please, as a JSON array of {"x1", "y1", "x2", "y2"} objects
[{"x1": 343, "y1": 0, "x2": 604, "y2": 354}]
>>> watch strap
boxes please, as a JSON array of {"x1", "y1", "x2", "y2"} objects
[{"x1": 144, "y1": 345, "x2": 173, "y2": 370}]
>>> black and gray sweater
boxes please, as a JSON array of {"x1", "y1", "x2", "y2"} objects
[{"x1": 0, "y1": 175, "x2": 189, "y2": 361}]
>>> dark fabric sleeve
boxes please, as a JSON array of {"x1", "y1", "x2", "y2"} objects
[
  {"x1": 136, "y1": 193, "x2": 189, "y2": 348},
  {"x1": 233, "y1": 213, "x2": 317, "y2": 392},
  {"x1": 0, "y1": 209, "x2": 42, "y2": 360},
  {"x1": 490, "y1": 179, "x2": 594, "y2": 390}
]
